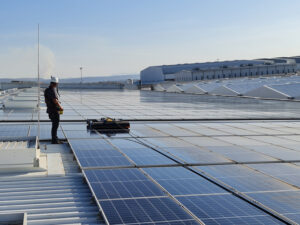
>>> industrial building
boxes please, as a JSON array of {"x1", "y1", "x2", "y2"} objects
[{"x1": 141, "y1": 57, "x2": 299, "y2": 84}]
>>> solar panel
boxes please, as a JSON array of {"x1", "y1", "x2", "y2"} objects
[
  {"x1": 143, "y1": 137, "x2": 195, "y2": 148},
  {"x1": 69, "y1": 139, "x2": 133, "y2": 168},
  {"x1": 140, "y1": 221, "x2": 200, "y2": 225},
  {"x1": 217, "y1": 176, "x2": 296, "y2": 192},
  {"x1": 205, "y1": 146, "x2": 279, "y2": 163},
  {"x1": 143, "y1": 167, "x2": 226, "y2": 196},
  {"x1": 147, "y1": 124, "x2": 198, "y2": 136},
  {"x1": 195, "y1": 165, "x2": 297, "y2": 192},
  {"x1": 121, "y1": 149, "x2": 177, "y2": 166},
  {"x1": 0, "y1": 124, "x2": 30, "y2": 132},
  {"x1": 29, "y1": 124, "x2": 65, "y2": 140},
  {"x1": 113, "y1": 144, "x2": 177, "y2": 166},
  {"x1": 69, "y1": 139, "x2": 116, "y2": 151},
  {"x1": 248, "y1": 162, "x2": 300, "y2": 188},
  {"x1": 99, "y1": 197, "x2": 198, "y2": 224},
  {"x1": 73, "y1": 150, "x2": 132, "y2": 168},
  {"x1": 130, "y1": 124, "x2": 169, "y2": 137},
  {"x1": 201, "y1": 216, "x2": 284, "y2": 225},
  {"x1": 176, "y1": 194, "x2": 283, "y2": 224},
  {"x1": 163, "y1": 147, "x2": 231, "y2": 164},
  {"x1": 196, "y1": 164, "x2": 269, "y2": 178},
  {"x1": 248, "y1": 191, "x2": 300, "y2": 222},
  {"x1": 248, "y1": 163, "x2": 300, "y2": 176},
  {"x1": 247, "y1": 145, "x2": 300, "y2": 161},
  {"x1": 84, "y1": 169, "x2": 166, "y2": 200},
  {"x1": 275, "y1": 174, "x2": 300, "y2": 188},
  {"x1": 64, "y1": 130, "x2": 102, "y2": 139},
  {"x1": 60, "y1": 123, "x2": 87, "y2": 130}
]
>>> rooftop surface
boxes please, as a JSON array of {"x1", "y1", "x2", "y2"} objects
[{"x1": 1, "y1": 89, "x2": 300, "y2": 225}]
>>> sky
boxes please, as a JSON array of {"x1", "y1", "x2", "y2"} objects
[{"x1": 0, "y1": 0, "x2": 300, "y2": 79}]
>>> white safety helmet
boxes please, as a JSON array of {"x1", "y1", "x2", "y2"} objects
[{"x1": 51, "y1": 76, "x2": 59, "y2": 83}]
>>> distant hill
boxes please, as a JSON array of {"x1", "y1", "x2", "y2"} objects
[{"x1": 0, "y1": 74, "x2": 140, "y2": 83}]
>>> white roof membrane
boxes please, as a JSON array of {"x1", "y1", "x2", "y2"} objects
[
  {"x1": 166, "y1": 84, "x2": 184, "y2": 93},
  {"x1": 245, "y1": 85, "x2": 292, "y2": 99},
  {"x1": 210, "y1": 85, "x2": 240, "y2": 96}
]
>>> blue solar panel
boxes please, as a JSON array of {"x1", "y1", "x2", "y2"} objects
[
  {"x1": 75, "y1": 152, "x2": 132, "y2": 168},
  {"x1": 85, "y1": 168, "x2": 147, "y2": 182},
  {"x1": 64, "y1": 130, "x2": 102, "y2": 139},
  {"x1": 100, "y1": 197, "x2": 197, "y2": 224},
  {"x1": 248, "y1": 191, "x2": 300, "y2": 214},
  {"x1": 144, "y1": 167, "x2": 200, "y2": 180},
  {"x1": 275, "y1": 174, "x2": 300, "y2": 188},
  {"x1": 196, "y1": 165, "x2": 258, "y2": 178},
  {"x1": 143, "y1": 167, "x2": 226, "y2": 195},
  {"x1": 69, "y1": 139, "x2": 133, "y2": 168},
  {"x1": 109, "y1": 138, "x2": 152, "y2": 149},
  {"x1": 162, "y1": 147, "x2": 231, "y2": 164},
  {"x1": 69, "y1": 139, "x2": 115, "y2": 151},
  {"x1": 248, "y1": 163, "x2": 300, "y2": 176},
  {"x1": 201, "y1": 216, "x2": 284, "y2": 225},
  {"x1": 118, "y1": 147, "x2": 177, "y2": 166},
  {"x1": 61, "y1": 123, "x2": 87, "y2": 130},
  {"x1": 205, "y1": 145, "x2": 278, "y2": 162},
  {"x1": 248, "y1": 163, "x2": 300, "y2": 188},
  {"x1": 195, "y1": 165, "x2": 297, "y2": 192},
  {"x1": 176, "y1": 194, "x2": 283, "y2": 224},
  {"x1": 141, "y1": 221, "x2": 200, "y2": 225},
  {"x1": 84, "y1": 169, "x2": 166, "y2": 200},
  {"x1": 30, "y1": 125, "x2": 65, "y2": 140},
  {"x1": 216, "y1": 175, "x2": 296, "y2": 192},
  {"x1": 0, "y1": 124, "x2": 30, "y2": 134}
]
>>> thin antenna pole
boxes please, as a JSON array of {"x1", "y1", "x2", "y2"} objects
[
  {"x1": 37, "y1": 24, "x2": 40, "y2": 147},
  {"x1": 80, "y1": 67, "x2": 83, "y2": 103}
]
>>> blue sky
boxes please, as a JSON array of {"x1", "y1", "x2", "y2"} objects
[{"x1": 0, "y1": 0, "x2": 300, "y2": 78}]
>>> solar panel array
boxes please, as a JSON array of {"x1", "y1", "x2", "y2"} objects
[
  {"x1": 65, "y1": 120, "x2": 300, "y2": 224},
  {"x1": 3, "y1": 89, "x2": 300, "y2": 224},
  {"x1": 2, "y1": 89, "x2": 300, "y2": 121},
  {"x1": 160, "y1": 75, "x2": 300, "y2": 100}
]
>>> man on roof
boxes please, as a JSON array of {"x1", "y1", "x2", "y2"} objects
[{"x1": 44, "y1": 76, "x2": 63, "y2": 144}]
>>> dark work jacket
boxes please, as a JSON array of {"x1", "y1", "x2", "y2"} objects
[{"x1": 44, "y1": 86, "x2": 59, "y2": 114}]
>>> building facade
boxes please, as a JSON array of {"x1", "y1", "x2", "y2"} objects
[{"x1": 140, "y1": 58, "x2": 298, "y2": 84}]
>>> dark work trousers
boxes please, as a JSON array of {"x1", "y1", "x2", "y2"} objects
[{"x1": 49, "y1": 112, "x2": 60, "y2": 143}]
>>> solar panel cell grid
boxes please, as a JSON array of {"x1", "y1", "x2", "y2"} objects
[
  {"x1": 69, "y1": 139, "x2": 116, "y2": 151},
  {"x1": 63, "y1": 130, "x2": 102, "y2": 139},
  {"x1": 195, "y1": 165, "x2": 297, "y2": 192},
  {"x1": 84, "y1": 168, "x2": 167, "y2": 200},
  {"x1": 60, "y1": 116, "x2": 300, "y2": 225},
  {"x1": 176, "y1": 194, "x2": 280, "y2": 222},
  {"x1": 248, "y1": 191, "x2": 300, "y2": 215},
  {"x1": 143, "y1": 167, "x2": 226, "y2": 196},
  {"x1": 163, "y1": 147, "x2": 232, "y2": 164},
  {"x1": 100, "y1": 197, "x2": 197, "y2": 225},
  {"x1": 201, "y1": 216, "x2": 284, "y2": 225}
]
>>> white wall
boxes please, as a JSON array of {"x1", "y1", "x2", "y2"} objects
[{"x1": 140, "y1": 66, "x2": 164, "y2": 84}]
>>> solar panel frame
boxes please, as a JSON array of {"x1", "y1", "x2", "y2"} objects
[
  {"x1": 68, "y1": 139, "x2": 134, "y2": 168},
  {"x1": 194, "y1": 165, "x2": 297, "y2": 192},
  {"x1": 176, "y1": 194, "x2": 284, "y2": 224},
  {"x1": 99, "y1": 197, "x2": 199, "y2": 225},
  {"x1": 143, "y1": 167, "x2": 227, "y2": 196},
  {"x1": 84, "y1": 168, "x2": 167, "y2": 200}
]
